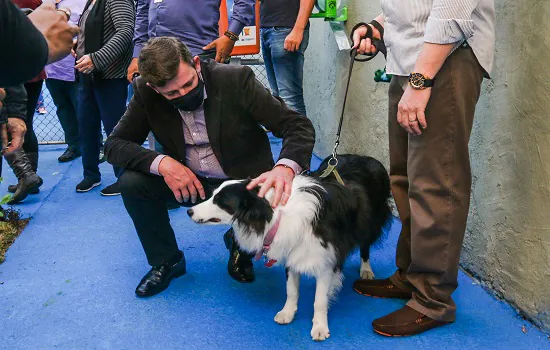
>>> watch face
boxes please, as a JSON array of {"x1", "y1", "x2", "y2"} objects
[{"x1": 409, "y1": 73, "x2": 425, "y2": 88}]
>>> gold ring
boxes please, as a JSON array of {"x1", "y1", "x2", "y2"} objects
[{"x1": 57, "y1": 8, "x2": 71, "y2": 21}]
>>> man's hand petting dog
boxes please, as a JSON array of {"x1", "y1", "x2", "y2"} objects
[
  {"x1": 158, "y1": 157, "x2": 206, "y2": 204},
  {"x1": 247, "y1": 165, "x2": 295, "y2": 208}
]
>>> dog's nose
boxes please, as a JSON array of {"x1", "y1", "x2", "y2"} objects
[{"x1": 187, "y1": 209, "x2": 194, "y2": 217}]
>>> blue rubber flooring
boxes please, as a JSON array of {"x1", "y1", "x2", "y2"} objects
[{"x1": 0, "y1": 138, "x2": 549, "y2": 349}]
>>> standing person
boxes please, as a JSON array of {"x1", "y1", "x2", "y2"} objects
[
  {"x1": 126, "y1": 0, "x2": 255, "y2": 82},
  {"x1": 260, "y1": 0, "x2": 314, "y2": 117},
  {"x1": 73, "y1": 0, "x2": 135, "y2": 196},
  {"x1": 45, "y1": 0, "x2": 86, "y2": 163},
  {"x1": 351, "y1": 1, "x2": 495, "y2": 336},
  {"x1": 8, "y1": 0, "x2": 47, "y2": 197}
]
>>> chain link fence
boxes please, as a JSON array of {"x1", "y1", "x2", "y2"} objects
[{"x1": 35, "y1": 54, "x2": 269, "y2": 144}]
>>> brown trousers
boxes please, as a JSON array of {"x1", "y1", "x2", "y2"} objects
[{"x1": 387, "y1": 46, "x2": 485, "y2": 322}]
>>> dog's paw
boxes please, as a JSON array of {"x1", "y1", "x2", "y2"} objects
[
  {"x1": 360, "y1": 269, "x2": 375, "y2": 280},
  {"x1": 310, "y1": 324, "x2": 330, "y2": 341},
  {"x1": 274, "y1": 309, "x2": 296, "y2": 325}
]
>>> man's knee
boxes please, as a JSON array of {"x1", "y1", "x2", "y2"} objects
[{"x1": 118, "y1": 170, "x2": 153, "y2": 198}]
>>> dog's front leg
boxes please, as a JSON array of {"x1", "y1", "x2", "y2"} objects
[
  {"x1": 274, "y1": 268, "x2": 300, "y2": 325},
  {"x1": 310, "y1": 271, "x2": 333, "y2": 341}
]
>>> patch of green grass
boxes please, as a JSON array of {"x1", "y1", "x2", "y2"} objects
[{"x1": 0, "y1": 208, "x2": 29, "y2": 264}]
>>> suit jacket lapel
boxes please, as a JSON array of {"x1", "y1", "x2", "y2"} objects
[
  {"x1": 155, "y1": 98, "x2": 187, "y2": 161},
  {"x1": 202, "y1": 63, "x2": 224, "y2": 169}
]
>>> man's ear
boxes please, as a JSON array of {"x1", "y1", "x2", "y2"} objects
[{"x1": 193, "y1": 56, "x2": 201, "y2": 74}]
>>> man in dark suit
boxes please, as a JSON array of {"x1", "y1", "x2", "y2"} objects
[{"x1": 105, "y1": 37, "x2": 315, "y2": 297}]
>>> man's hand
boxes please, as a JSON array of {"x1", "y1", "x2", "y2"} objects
[
  {"x1": 1, "y1": 118, "x2": 27, "y2": 154},
  {"x1": 0, "y1": 88, "x2": 6, "y2": 102},
  {"x1": 75, "y1": 54, "x2": 95, "y2": 74},
  {"x1": 28, "y1": 2, "x2": 80, "y2": 64},
  {"x1": 247, "y1": 166, "x2": 295, "y2": 208},
  {"x1": 158, "y1": 157, "x2": 206, "y2": 204},
  {"x1": 127, "y1": 58, "x2": 139, "y2": 82},
  {"x1": 352, "y1": 23, "x2": 382, "y2": 56},
  {"x1": 284, "y1": 29, "x2": 304, "y2": 52},
  {"x1": 397, "y1": 86, "x2": 431, "y2": 135},
  {"x1": 202, "y1": 35, "x2": 236, "y2": 63}
]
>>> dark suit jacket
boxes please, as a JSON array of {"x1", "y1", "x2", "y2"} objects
[{"x1": 104, "y1": 59, "x2": 316, "y2": 179}]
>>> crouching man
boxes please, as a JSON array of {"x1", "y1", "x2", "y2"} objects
[{"x1": 104, "y1": 37, "x2": 315, "y2": 297}]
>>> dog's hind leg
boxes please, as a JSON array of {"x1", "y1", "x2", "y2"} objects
[
  {"x1": 274, "y1": 268, "x2": 300, "y2": 325},
  {"x1": 359, "y1": 245, "x2": 375, "y2": 280},
  {"x1": 310, "y1": 270, "x2": 336, "y2": 341}
]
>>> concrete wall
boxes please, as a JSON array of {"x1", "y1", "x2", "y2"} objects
[{"x1": 303, "y1": 0, "x2": 550, "y2": 332}]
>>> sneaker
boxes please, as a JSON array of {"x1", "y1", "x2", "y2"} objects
[
  {"x1": 58, "y1": 147, "x2": 81, "y2": 163},
  {"x1": 100, "y1": 182, "x2": 120, "y2": 196},
  {"x1": 76, "y1": 178, "x2": 102, "y2": 193}
]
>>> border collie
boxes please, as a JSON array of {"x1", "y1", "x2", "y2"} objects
[{"x1": 187, "y1": 154, "x2": 392, "y2": 341}]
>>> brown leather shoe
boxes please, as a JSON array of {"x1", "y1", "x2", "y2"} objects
[
  {"x1": 372, "y1": 306, "x2": 452, "y2": 337},
  {"x1": 353, "y1": 278, "x2": 413, "y2": 299}
]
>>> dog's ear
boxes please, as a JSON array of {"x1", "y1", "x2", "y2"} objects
[
  {"x1": 242, "y1": 178, "x2": 261, "y2": 195},
  {"x1": 235, "y1": 191, "x2": 273, "y2": 234}
]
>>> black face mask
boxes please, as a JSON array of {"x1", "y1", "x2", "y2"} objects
[{"x1": 167, "y1": 73, "x2": 205, "y2": 111}]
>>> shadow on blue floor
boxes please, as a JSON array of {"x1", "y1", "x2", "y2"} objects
[{"x1": 0, "y1": 137, "x2": 548, "y2": 349}]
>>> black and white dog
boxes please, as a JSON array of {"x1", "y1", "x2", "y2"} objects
[{"x1": 188, "y1": 154, "x2": 392, "y2": 341}]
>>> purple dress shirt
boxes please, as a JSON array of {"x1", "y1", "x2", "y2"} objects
[
  {"x1": 150, "y1": 89, "x2": 303, "y2": 179},
  {"x1": 44, "y1": 0, "x2": 86, "y2": 82},
  {"x1": 133, "y1": 0, "x2": 255, "y2": 58}
]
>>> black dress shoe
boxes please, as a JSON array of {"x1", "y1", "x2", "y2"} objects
[
  {"x1": 223, "y1": 229, "x2": 255, "y2": 283},
  {"x1": 135, "y1": 252, "x2": 187, "y2": 297},
  {"x1": 58, "y1": 147, "x2": 81, "y2": 163}
]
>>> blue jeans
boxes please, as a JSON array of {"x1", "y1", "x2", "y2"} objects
[
  {"x1": 78, "y1": 75, "x2": 127, "y2": 181},
  {"x1": 261, "y1": 27, "x2": 309, "y2": 116}
]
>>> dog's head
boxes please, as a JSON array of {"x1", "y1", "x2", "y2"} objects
[{"x1": 187, "y1": 179, "x2": 274, "y2": 235}]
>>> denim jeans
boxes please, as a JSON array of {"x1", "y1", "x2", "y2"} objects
[
  {"x1": 261, "y1": 27, "x2": 309, "y2": 116},
  {"x1": 78, "y1": 75, "x2": 127, "y2": 181}
]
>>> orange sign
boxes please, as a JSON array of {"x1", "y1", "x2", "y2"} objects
[{"x1": 219, "y1": 0, "x2": 261, "y2": 56}]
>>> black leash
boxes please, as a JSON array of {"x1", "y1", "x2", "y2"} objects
[{"x1": 320, "y1": 21, "x2": 387, "y2": 184}]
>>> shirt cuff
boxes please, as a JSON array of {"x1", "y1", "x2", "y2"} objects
[
  {"x1": 150, "y1": 154, "x2": 167, "y2": 176},
  {"x1": 133, "y1": 43, "x2": 144, "y2": 58},
  {"x1": 424, "y1": 17, "x2": 474, "y2": 45},
  {"x1": 228, "y1": 19, "x2": 246, "y2": 36},
  {"x1": 275, "y1": 159, "x2": 303, "y2": 175}
]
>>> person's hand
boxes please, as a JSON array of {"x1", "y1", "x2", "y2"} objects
[
  {"x1": 247, "y1": 166, "x2": 295, "y2": 208},
  {"x1": 158, "y1": 157, "x2": 206, "y2": 204},
  {"x1": 0, "y1": 89, "x2": 6, "y2": 102},
  {"x1": 284, "y1": 29, "x2": 303, "y2": 52},
  {"x1": 351, "y1": 23, "x2": 382, "y2": 56},
  {"x1": 75, "y1": 55, "x2": 95, "y2": 74},
  {"x1": 28, "y1": 2, "x2": 80, "y2": 64},
  {"x1": 202, "y1": 35, "x2": 236, "y2": 63},
  {"x1": 1, "y1": 118, "x2": 27, "y2": 154},
  {"x1": 397, "y1": 86, "x2": 431, "y2": 135},
  {"x1": 127, "y1": 58, "x2": 139, "y2": 82}
]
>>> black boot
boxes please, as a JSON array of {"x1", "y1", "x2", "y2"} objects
[
  {"x1": 5, "y1": 149, "x2": 43, "y2": 204},
  {"x1": 8, "y1": 151, "x2": 40, "y2": 195},
  {"x1": 223, "y1": 229, "x2": 255, "y2": 283}
]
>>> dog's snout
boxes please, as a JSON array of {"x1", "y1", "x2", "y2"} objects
[{"x1": 187, "y1": 209, "x2": 194, "y2": 217}]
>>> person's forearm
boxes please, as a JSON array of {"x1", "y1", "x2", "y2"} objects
[
  {"x1": 293, "y1": 0, "x2": 315, "y2": 31},
  {"x1": 413, "y1": 43, "x2": 455, "y2": 79}
]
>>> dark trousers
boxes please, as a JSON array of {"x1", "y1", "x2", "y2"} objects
[
  {"x1": 22, "y1": 80, "x2": 42, "y2": 154},
  {"x1": 118, "y1": 170, "x2": 226, "y2": 267},
  {"x1": 45, "y1": 78, "x2": 80, "y2": 149},
  {"x1": 387, "y1": 46, "x2": 485, "y2": 322},
  {"x1": 77, "y1": 75, "x2": 127, "y2": 181}
]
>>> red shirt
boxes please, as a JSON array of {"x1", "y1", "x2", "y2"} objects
[{"x1": 12, "y1": 0, "x2": 47, "y2": 82}]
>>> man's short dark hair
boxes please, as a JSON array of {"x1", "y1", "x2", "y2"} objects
[{"x1": 138, "y1": 37, "x2": 194, "y2": 87}]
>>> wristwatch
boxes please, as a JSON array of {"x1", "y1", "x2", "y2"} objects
[{"x1": 408, "y1": 72, "x2": 434, "y2": 90}]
